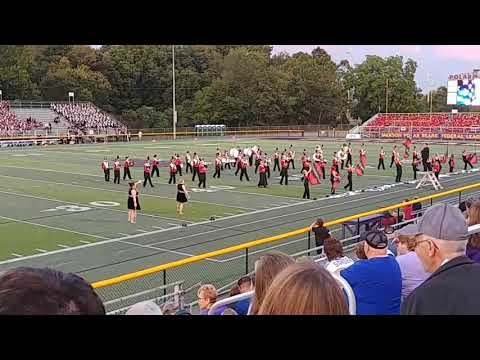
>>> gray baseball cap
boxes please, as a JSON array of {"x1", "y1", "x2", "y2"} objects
[{"x1": 398, "y1": 203, "x2": 468, "y2": 241}]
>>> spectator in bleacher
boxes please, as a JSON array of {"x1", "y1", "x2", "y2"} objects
[
  {"x1": 0, "y1": 267, "x2": 105, "y2": 315},
  {"x1": 340, "y1": 230, "x2": 402, "y2": 315},
  {"x1": 230, "y1": 276, "x2": 254, "y2": 315},
  {"x1": 197, "y1": 284, "x2": 226, "y2": 315},
  {"x1": 393, "y1": 225, "x2": 429, "y2": 301},
  {"x1": 402, "y1": 199, "x2": 414, "y2": 222},
  {"x1": 257, "y1": 261, "x2": 349, "y2": 315},
  {"x1": 310, "y1": 218, "x2": 330, "y2": 255},
  {"x1": 412, "y1": 197, "x2": 422, "y2": 217},
  {"x1": 229, "y1": 285, "x2": 241, "y2": 297},
  {"x1": 401, "y1": 203, "x2": 480, "y2": 315},
  {"x1": 161, "y1": 301, "x2": 179, "y2": 315},
  {"x1": 323, "y1": 237, "x2": 354, "y2": 274},
  {"x1": 126, "y1": 300, "x2": 163, "y2": 315},
  {"x1": 250, "y1": 252, "x2": 295, "y2": 315},
  {"x1": 355, "y1": 241, "x2": 368, "y2": 260},
  {"x1": 465, "y1": 198, "x2": 480, "y2": 263}
]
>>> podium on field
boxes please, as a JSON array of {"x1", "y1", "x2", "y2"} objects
[{"x1": 416, "y1": 171, "x2": 443, "y2": 190}]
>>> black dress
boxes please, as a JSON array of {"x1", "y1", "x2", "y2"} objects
[
  {"x1": 176, "y1": 184, "x2": 188, "y2": 203},
  {"x1": 128, "y1": 188, "x2": 141, "y2": 210}
]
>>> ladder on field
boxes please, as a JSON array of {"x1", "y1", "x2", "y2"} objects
[{"x1": 416, "y1": 171, "x2": 443, "y2": 190}]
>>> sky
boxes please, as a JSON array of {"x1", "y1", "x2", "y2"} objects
[{"x1": 273, "y1": 45, "x2": 480, "y2": 92}]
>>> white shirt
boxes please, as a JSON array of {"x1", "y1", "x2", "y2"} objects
[{"x1": 325, "y1": 256, "x2": 355, "y2": 274}]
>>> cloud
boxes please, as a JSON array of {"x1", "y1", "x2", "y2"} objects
[
  {"x1": 398, "y1": 45, "x2": 422, "y2": 54},
  {"x1": 432, "y1": 45, "x2": 480, "y2": 62}
]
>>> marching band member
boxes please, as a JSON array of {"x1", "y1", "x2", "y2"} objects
[
  {"x1": 249, "y1": 149, "x2": 254, "y2": 167},
  {"x1": 421, "y1": 143, "x2": 430, "y2": 171},
  {"x1": 258, "y1": 160, "x2": 268, "y2": 188},
  {"x1": 101, "y1": 158, "x2": 110, "y2": 182},
  {"x1": 224, "y1": 151, "x2": 231, "y2": 170},
  {"x1": 235, "y1": 154, "x2": 242, "y2": 176},
  {"x1": 394, "y1": 153, "x2": 403, "y2": 183},
  {"x1": 280, "y1": 155, "x2": 289, "y2": 185},
  {"x1": 213, "y1": 155, "x2": 222, "y2": 178},
  {"x1": 185, "y1": 151, "x2": 193, "y2": 174},
  {"x1": 332, "y1": 152, "x2": 339, "y2": 173},
  {"x1": 390, "y1": 145, "x2": 397, "y2": 168},
  {"x1": 346, "y1": 142, "x2": 353, "y2": 167},
  {"x1": 143, "y1": 156, "x2": 154, "y2": 187},
  {"x1": 344, "y1": 164, "x2": 353, "y2": 192},
  {"x1": 176, "y1": 179, "x2": 189, "y2": 215},
  {"x1": 412, "y1": 146, "x2": 419, "y2": 164},
  {"x1": 378, "y1": 147, "x2": 386, "y2": 170},
  {"x1": 288, "y1": 145, "x2": 295, "y2": 169},
  {"x1": 273, "y1": 148, "x2": 280, "y2": 171},
  {"x1": 168, "y1": 157, "x2": 177, "y2": 184},
  {"x1": 123, "y1": 156, "x2": 132, "y2": 180},
  {"x1": 127, "y1": 180, "x2": 142, "y2": 224},
  {"x1": 302, "y1": 155, "x2": 311, "y2": 173},
  {"x1": 198, "y1": 159, "x2": 207, "y2": 188},
  {"x1": 462, "y1": 150, "x2": 474, "y2": 170},
  {"x1": 433, "y1": 156, "x2": 442, "y2": 179},
  {"x1": 412, "y1": 151, "x2": 420, "y2": 180},
  {"x1": 302, "y1": 168, "x2": 311, "y2": 199},
  {"x1": 240, "y1": 156, "x2": 250, "y2": 182},
  {"x1": 192, "y1": 153, "x2": 199, "y2": 181},
  {"x1": 254, "y1": 149, "x2": 262, "y2": 174},
  {"x1": 359, "y1": 144, "x2": 367, "y2": 169},
  {"x1": 330, "y1": 166, "x2": 340, "y2": 195},
  {"x1": 265, "y1": 153, "x2": 271, "y2": 178},
  {"x1": 175, "y1": 154, "x2": 183, "y2": 176},
  {"x1": 152, "y1": 154, "x2": 160, "y2": 178},
  {"x1": 449, "y1": 154, "x2": 455, "y2": 173},
  {"x1": 113, "y1": 156, "x2": 121, "y2": 184}
]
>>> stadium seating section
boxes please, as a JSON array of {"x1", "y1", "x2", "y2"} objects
[{"x1": 0, "y1": 101, "x2": 42, "y2": 136}]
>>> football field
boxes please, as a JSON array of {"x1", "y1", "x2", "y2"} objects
[{"x1": 0, "y1": 137, "x2": 479, "y2": 294}]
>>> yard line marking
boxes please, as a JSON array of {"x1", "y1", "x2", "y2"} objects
[
  {"x1": 79, "y1": 241, "x2": 91, "y2": 244},
  {"x1": 36, "y1": 249, "x2": 48, "y2": 253},
  {"x1": 136, "y1": 229, "x2": 148, "y2": 233},
  {"x1": 57, "y1": 244, "x2": 70, "y2": 248},
  {"x1": 0, "y1": 215, "x2": 109, "y2": 240},
  {"x1": 280, "y1": 202, "x2": 294, "y2": 205},
  {"x1": 0, "y1": 173, "x2": 254, "y2": 212},
  {"x1": 0, "y1": 183, "x2": 194, "y2": 224},
  {"x1": 167, "y1": 223, "x2": 180, "y2": 227},
  {"x1": 151, "y1": 226, "x2": 164, "y2": 229},
  {"x1": 224, "y1": 212, "x2": 235, "y2": 215},
  {"x1": 11, "y1": 253, "x2": 23, "y2": 258},
  {"x1": 117, "y1": 233, "x2": 130, "y2": 237},
  {"x1": 0, "y1": 173, "x2": 475, "y2": 266}
]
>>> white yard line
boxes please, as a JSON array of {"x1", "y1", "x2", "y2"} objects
[
  {"x1": 151, "y1": 226, "x2": 164, "y2": 230},
  {"x1": 136, "y1": 229, "x2": 148, "y2": 233},
  {"x1": 79, "y1": 241, "x2": 91, "y2": 244},
  {"x1": 36, "y1": 249, "x2": 48, "y2": 253},
  {"x1": 11, "y1": 253, "x2": 23, "y2": 258},
  {"x1": 117, "y1": 233, "x2": 130, "y2": 237},
  {"x1": 57, "y1": 244, "x2": 70, "y2": 248},
  {"x1": 0, "y1": 172, "x2": 476, "y2": 266}
]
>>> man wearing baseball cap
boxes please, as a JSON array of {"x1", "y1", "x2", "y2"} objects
[
  {"x1": 401, "y1": 203, "x2": 480, "y2": 315},
  {"x1": 341, "y1": 229, "x2": 402, "y2": 315}
]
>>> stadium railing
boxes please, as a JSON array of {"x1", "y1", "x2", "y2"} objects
[{"x1": 91, "y1": 182, "x2": 480, "y2": 312}]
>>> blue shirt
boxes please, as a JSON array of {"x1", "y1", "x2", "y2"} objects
[
  {"x1": 341, "y1": 256, "x2": 402, "y2": 315},
  {"x1": 232, "y1": 298, "x2": 251, "y2": 315}
]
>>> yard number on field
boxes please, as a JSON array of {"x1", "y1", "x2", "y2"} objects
[{"x1": 42, "y1": 201, "x2": 120, "y2": 213}]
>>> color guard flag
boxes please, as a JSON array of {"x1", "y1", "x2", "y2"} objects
[
  {"x1": 469, "y1": 153, "x2": 478, "y2": 165},
  {"x1": 403, "y1": 138, "x2": 413, "y2": 149},
  {"x1": 355, "y1": 165, "x2": 364, "y2": 176},
  {"x1": 307, "y1": 171, "x2": 320, "y2": 185}
]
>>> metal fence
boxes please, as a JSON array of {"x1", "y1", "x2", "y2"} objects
[{"x1": 92, "y1": 182, "x2": 480, "y2": 312}]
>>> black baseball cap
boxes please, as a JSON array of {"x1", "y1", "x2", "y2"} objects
[{"x1": 360, "y1": 230, "x2": 388, "y2": 249}]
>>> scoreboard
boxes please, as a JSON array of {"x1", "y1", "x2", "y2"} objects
[{"x1": 447, "y1": 72, "x2": 480, "y2": 106}]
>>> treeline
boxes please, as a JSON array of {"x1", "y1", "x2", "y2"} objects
[{"x1": 0, "y1": 45, "x2": 451, "y2": 128}]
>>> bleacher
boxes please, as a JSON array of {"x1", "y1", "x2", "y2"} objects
[{"x1": 361, "y1": 113, "x2": 480, "y2": 140}]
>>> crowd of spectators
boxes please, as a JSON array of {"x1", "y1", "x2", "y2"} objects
[
  {"x1": 1, "y1": 202, "x2": 480, "y2": 315},
  {"x1": 0, "y1": 101, "x2": 42, "y2": 136},
  {"x1": 51, "y1": 103, "x2": 127, "y2": 134}
]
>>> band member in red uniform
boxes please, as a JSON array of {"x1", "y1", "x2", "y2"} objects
[
  {"x1": 378, "y1": 147, "x2": 386, "y2": 170},
  {"x1": 235, "y1": 154, "x2": 242, "y2": 176},
  {"x1": 412, "y1": 153, "x2": 420, "y2": 180},
  {"x1": 168, "y1": 157, "x2": 177, "y2": 184},
  {"x1": 302, "y1": 168, "x2": 311, "y2": 199},
  {"x1": 330, "y1": 166, "x2": 340, "y2": 195},
  {"x1": 254, "y1": 150, "x2": 262, "y2": 174},
  {"x1": 113, "y1": 156, "x2": 121, "y2": 184},
  {"x1": 273, "y1": 148, "x2": 280, "y2": 171},
  {"x1": 390, "y1": 145, "x2": 397, "y2": 168},
  {"x1": 346, "y1": 143, "x2": 353, "y2": 167},
  {"x1": 302, "y1": 155, "x2": 311, "y2": 173},
  {"x1": 213, "y1": 155, "x2": 222, "y2": 178},
  {"x1": 433, "y1": 156, "x2": 442, "y2": 179},
  {"x1": 175, "y1": 154, "x2": 182, "y2": 176},
  {"x1": 258, "y1": 160, "x2": 268, "y2": 188},
  {"x1": 288, "y1": 146, "x2": 296, "y2": 169},
  {"x1": 462, "y1": 150, "x2": 474, "y2": 170},
  {"x1": 449, "y1": 154, "x2": 455, "y2": 173},
  {"x1": 123, "y1": 156, "x2": 132, "y2": 180},
  {"x1": 359, "y1": 144, "x2": 367, "y2": 168},
  {"x1": 101, "y1": 158, "x2": 110, "y2": 182},
  {"x1": 185, "y1": 151, "x2": 193, "y2": 174},
  {"x1": 143, "y1": 156, "x2": 154, "y2": 187},
  {"x1": 332, "y1": 152, "x2": 339, "y2": 173},
  {"x1": 192, "y1": 153, "x2": 199, "y2": 181},
  {"x1": 240, "y1": 157, "x2": 250, "y2": 182},
  {"x1": 344, "y1": 164, "x2": 353, "y2": 192},
  {"x1": 394, "y1": 154, "x2": 403, "y2": 183},
  {"x1": 223, "y1": 151, "x2": 231, "y2": 170},
  {"x1": 198, "y1": 159, "x2": 207, "y2": 188},
  {"x1": 280, "y1": 156, "x2": 289, "y2": 185},
  {"x1": 152, "y1": 155, "x2": 160, "y2": 178},
  {"x1": 265, "y1": 153, "x2": 271, "y2": 178}
]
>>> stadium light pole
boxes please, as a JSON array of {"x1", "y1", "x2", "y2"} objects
[{"x1": 172, "y1": 45, "x2": 177, "y2": 140}]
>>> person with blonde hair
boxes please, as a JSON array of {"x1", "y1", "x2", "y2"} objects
[
  {"x1": 197, "y1": 284, "x2": 226, "y2": 315},
  {"x1": 257, "y1": 261, "x2": 349, "y2": 315},
  {"x1": 176, "y1": 179, "x2": 189, "y2": 215},
  {"x1": 250, "y1": 252, "x2": 295, "y2": 315}
]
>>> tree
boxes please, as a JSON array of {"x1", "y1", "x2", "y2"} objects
[{"x1": 0, "y1": 46, "x2": 40, "y2": 99}]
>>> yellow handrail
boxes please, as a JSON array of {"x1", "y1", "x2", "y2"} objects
[{"x1": 92, "y1": 181, "x2": 480, "y2": 289}]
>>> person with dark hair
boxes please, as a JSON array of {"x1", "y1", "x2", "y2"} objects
[
  {"x1": 390, "y1": 145, "x2": 397, "y2": 168},
  {"x1": 279, "y1": 155, "x2": 288, "y2": 185},
  {"x1": 175, "y1": 154, "x2": 182, "y2": 176},
  {"x1": 462, "y1": 149, "x2": 474, "y2": 170},
  {"x1": 421, "y1": 143, "x2": 430, "y2": 171},
  {"x1": 344, "y1": 164, "x2": 353, "y2": 192},
  {"x1": 113, "y1": 156, "x2": 121, "y2": 184},
  {"x1": 185, "y1": 151, "x2": 193, "y2": 174},
  {"x1": 258, "y1": 261, "x2": 349, "y2": 315},
  {"x1": 192, "y1": 153, "x2": 199, "y2": 181},
  {"x1": 128, "y1": 181, "x2": 142, "y2": 224},
  {"x1": 239, "y1": 156, "x2": 250, "y2": 182},
  {"x1": 101, "y1": 157, "x2": 110, "y2": 182},
  {"x1": 0, "y1": 267, "x2": 105, "y2": 315},
  {"x1": 394, "y1": 153, "x2": 403, "y2": 183},
  {"x1": 341, "y1": 230, "x2": 402, "y2": 315},
  {"x1": 378, "y1": 147, "x2": 386, "y2": 170},
  {"x1": 152, "y1": 155, "x2": 160, "y2": 178},
  {"x1": 311, "y1": 218, "x2": 330, "y2": 255},
  {"x1": 466, "y1": 198, "x2": 480, "y2": 263},
  {"x1": 258, "y1": 160, "x2": 268, "y2": 188},
  {"x1": 323, "y1": 237, "x2": 354, "y2": 273},
  {"x1": 448, "y1": 154, "x2": 455, "y2": 173},
  {"x1": 168, "y1": 157, "x2": 177, "y2": 184},
  {"x1": 273, "y1": 148, "x2": 280, "y2": 172},
  {"x1": 123, "y1": 156, "x2": 132, "y2": 180},
  {"x1": 198, "y1": 159, "x2": 208, "y2": 188},
  {"x1": 143, "y1": 156, "x2": 154, "y2": 187}
]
